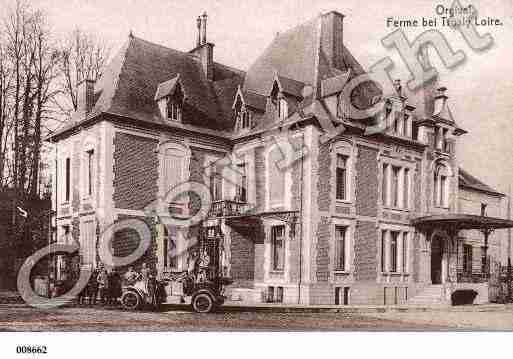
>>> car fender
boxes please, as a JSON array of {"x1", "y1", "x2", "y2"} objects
[{"x1": 192, "y1": 287, "x2": 223, "y2": 304}]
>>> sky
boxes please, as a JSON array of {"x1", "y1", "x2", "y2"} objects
[{"x1": 5, "y1": 1, "x2": 512, "y2": 206}]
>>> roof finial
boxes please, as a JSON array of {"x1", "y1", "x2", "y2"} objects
[{"x1": 129, "y1": 29, "x2": 134, "y2": 38}]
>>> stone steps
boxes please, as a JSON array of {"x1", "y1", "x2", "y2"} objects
[{"x1": 408, "y1": 285, "x2": 445, "y2": 305}]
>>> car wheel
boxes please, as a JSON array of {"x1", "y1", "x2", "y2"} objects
[
  {"x1": 191, "y1": 292, "x2": 215, "y2": 313},
  {"x1": 121, "y1": 291, "x2": 141, "y2": 310}
]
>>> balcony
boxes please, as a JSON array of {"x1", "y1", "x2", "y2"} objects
[{"x1": 208, "y1": 199, "x2": 252, "y2": 218}]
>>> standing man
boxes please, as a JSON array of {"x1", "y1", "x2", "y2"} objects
[
  {"x1": 97, "y1": 267, "x2": 109, "y2": 305},
  {"x1": 140, "y1": 262, "x2": 154, "y2": 303},
  {"x1": 87, "y1": 269, "x2": 98, "y2": 305}
]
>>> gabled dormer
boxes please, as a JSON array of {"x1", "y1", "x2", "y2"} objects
[
  {"x1": 232, "y1": 86, "x2": 266, "y2": 132},
  {"x1": 155, "y1": 74, "x2": 185, "y2": 122},
  {"x1": 269, "y1": 73, "x2": 305, "y2": 121},
  {"x1": 378, "y1": 79, "x2": 416, "y2": 140}
]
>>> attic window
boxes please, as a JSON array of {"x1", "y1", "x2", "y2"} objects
[
  {"x1": 237, "y1": 106, "x2": 251, "y2": 130},
  {"x1": 278, "y1": 98, "x2": 288, "y2": 120},
  {"x1": 167, "y1": 99, "x2": 182, "y2": 121}
]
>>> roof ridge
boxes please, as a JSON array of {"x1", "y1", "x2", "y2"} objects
[{"x1": 130, "y1": 34, "x2": 193, "y2": 58}]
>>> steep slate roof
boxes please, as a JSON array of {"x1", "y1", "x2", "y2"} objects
[
  {"x1": 49, "y1": 34, "x2": 244, "y2": 138},
  {"x1": 244, "y1": 17, "x2": 318, "y2": 96},
  {"x1": 243, "y1": 11, "x2": 380, "y2": 117},
  {"x1": 459, "y1": 168, "x2": 504, "y2": 196}
]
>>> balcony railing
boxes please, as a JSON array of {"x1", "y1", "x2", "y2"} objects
[
  {"x1": 208, "y1": 199, "x2": 252, "y2": 218},
  {"x1": 457, "y1": 272, "x2": 489, "y2": 283}
]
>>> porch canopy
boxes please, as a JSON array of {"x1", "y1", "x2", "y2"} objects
[
  {"x1": 225, "y1": 210, "x2": 299, "y2": 228},
  {"x1": 412, "y1": 214, "x2": 513, "y2": 231}
]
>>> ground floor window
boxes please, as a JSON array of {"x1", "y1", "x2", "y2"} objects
[
  {"x1": 271, "y1": 225, "x2": 285, "y2": 271},
  {"x1": 390, "y1": 231, "x2": 399, "y2": 273},
  {"x1": 266, "y1": 286, "x2": 283, "y2": 303},
  {"x1": 334, "y1": 226, "x2": 346, "y2": 271},
  {"x1": 381, "y1": 229, "x2": 410, "y2": 274},
  {"x1": 335, "y1": 286, "x2": 350, "y2": 305}
]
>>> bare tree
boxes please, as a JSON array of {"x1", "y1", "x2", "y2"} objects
[
  {"x1": 56, "y1": 28, "x2": 110, "y2": 119},
  {"x1": 1, "y1": 0, "x2": 59, "y2": 196}
]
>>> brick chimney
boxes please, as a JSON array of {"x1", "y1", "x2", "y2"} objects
[
  {"x1": 190, "y1": 12, "x2": 214, "y2": 80},
  {"x1": 76, "y1": 79, "x2": 95, "y2": 116},
  {"x1": 320, "y1": 11, "x2": 345, "y2": 71}
]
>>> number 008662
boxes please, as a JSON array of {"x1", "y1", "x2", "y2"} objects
[{"x1": 16, "y1": 345, "x2": 47, "y2": 354}]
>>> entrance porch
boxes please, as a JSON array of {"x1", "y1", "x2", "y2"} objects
[{"x1": 411, "y1": 214, "x2": 513, "y2": 305}]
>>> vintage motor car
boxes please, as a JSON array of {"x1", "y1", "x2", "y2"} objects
[{"x1": 120, "y1": 273, "x2": 230, "y2": 313}]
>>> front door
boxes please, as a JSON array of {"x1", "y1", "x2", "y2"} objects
[{"x1": 431, "y1": 237, "x2": 443, "y2": 284}]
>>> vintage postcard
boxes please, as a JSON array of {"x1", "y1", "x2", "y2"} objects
[{"x1": 0, "y1": 0, "x2": 512, "y2": 356}]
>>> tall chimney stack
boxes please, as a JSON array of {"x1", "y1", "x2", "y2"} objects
[
  {"x1": 190, "y1": 12, "x2": 214, "y2": 80},
  {"x1": 201, "y1": 12, "x2": 208, "y2": 45},
  {"x1": 196, "y1": 16, "x2": 201, "y2": 47}
]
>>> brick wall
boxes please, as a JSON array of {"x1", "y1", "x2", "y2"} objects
[
  {"x1": 254, "y1": 243, "x2": 265, "y2": 282},
  {"x1": 355, "y1": 145, "x2": 378, "y2": 217},
  {"x1": 354, "y1": 220, "x2": 377, "y2": 281},
  {"x1": 113, "y1": 132, "x2": 159, "y2": 210},
  {"x1": 230, "y1": 227, "x2": 255, "y2": 286},
  {"x1": 315, "y1": 216, "x2": 331, "y2": 282},
  {"x1": 110, "y1": 215, "x2": 158, "y2": 272},
  {"x1": 317, "y1": 143, "x2": 331, "y2": 212}
]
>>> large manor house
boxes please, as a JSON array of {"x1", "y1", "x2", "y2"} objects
[{"x1": 48, "y1": 11, "x2": 510, "y2": 305}]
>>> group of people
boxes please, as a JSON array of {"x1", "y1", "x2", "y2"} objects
[
  {"x1": 77, "y1": 263, "x2": 154, "y2": 306},
  {"x1": 77, "y1": 266, "x2": 123, "y2": 305}
]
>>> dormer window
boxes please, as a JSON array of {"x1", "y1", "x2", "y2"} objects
[
  {"x1": 155, "y1": 74, "x2": 184, "y2": 123},
  {"x1": 278, "y1": 98, "x2": 288, "y2": 120},
  {"x1": 241, "y1": 110, "x2": 251, "y2": 129},
  {"x1": 236, "y1": 105, "x2": 251, "y2": 130},
  {"x1": 167, "y1": 99, "x2": 182, "y2": 122}
]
